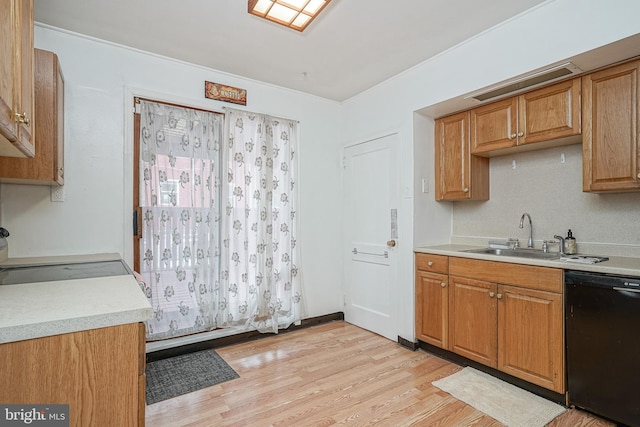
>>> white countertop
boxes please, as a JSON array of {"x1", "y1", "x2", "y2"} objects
[
  {"x1": 0, "y1": 253, "x2": 153, "y2": 344},
  {"x1": 415, "y1": 244, "x2": 640, "y2": 278}
]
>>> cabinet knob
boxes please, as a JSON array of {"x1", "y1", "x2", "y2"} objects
[
  {"x1": 489, "y1": 291, "x2": 495, "y2": 298},
  {"x1": 509, "y1": 133, "x2": 517, "y2": 139},
  {"x1": 14, "y1": 112, "x2": 30, "y2": 125},
  {"x1": 441, "y1": 282, "x2": 446, "y2": 288},
  {"x1": 637, "y1": 172, "x2": 640, "y2": 179},
  {"x1": 497, "y1": 293, "x2": 503, "y2": 300},
  {"x1": 463, "y1": 188, "x2": 469, "y2": 193},
  {"x1": 427, "y1": 261, "x2": 433, "y2": 266},
  {"x1": 517, "y1": 131, "x2": 524, "y2": 137}
]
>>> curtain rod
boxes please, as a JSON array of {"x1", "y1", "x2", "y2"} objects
[
  {"x1": 135, "y1": 96, "x2": 224, "y2": 116},
  {"x1": 222, "y1": 106, "x2": 300, "y2": 124}
]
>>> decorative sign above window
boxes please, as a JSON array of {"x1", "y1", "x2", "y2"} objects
[{"x1": 205, "y1": 81, "x2": 247, "y2": 106}]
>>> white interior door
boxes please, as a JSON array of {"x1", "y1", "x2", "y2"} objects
[{"x1": 343, "y1": 133, "x2": 399, "y2": 341}]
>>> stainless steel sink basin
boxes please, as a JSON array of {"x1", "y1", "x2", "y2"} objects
[{"x1": 463, "y1": 247, "x2": 561, "y2": 260}]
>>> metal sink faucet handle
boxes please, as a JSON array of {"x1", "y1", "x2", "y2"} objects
[{"x1": 519, "y1": 213, "x2": 533, "y2": 248}]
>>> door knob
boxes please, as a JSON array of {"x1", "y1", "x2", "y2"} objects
[{"x1": 386, "y1": 240, "x2": 396, "y2": 247}]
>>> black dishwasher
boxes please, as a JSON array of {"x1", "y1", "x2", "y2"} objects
[{"x1": 565, "y1": 270, "x2": 640, "y2": 427}]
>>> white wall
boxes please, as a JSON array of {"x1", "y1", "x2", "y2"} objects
[
  {"x1": 340, "y1": 0, "x2": 640, "y2": 341},
  {"x1": 0, "y1": 25, "x2": 344, "y2": 319}
]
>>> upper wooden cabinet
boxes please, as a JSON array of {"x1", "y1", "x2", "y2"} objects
[
  {"x1": 0, "y1": 0, "x2": 35, "y2": 158},
  {"x1": 582, "y1": 59, "x2": 640, "y2": 192},
  {"x1": 0, "y1": 49, "x2": 64, "y2": 185},
  {"x1": 434, "y1": 111, "x2": 489, "y2": 201},
  {"x1": 471, "y1": 78, "x2": 582, "y2": 156}
]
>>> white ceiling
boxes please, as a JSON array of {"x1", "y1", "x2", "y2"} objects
[{"x1": 33, "y1": 0, "x2": 550, "y2": 101}]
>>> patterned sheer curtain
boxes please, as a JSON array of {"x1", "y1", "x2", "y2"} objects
[
  {"x1": 138, "y1": 100, "x2": 222, "y2": 341},
  {"x1": 218, "y1": 108, "x2": 304, "y2": 333}
]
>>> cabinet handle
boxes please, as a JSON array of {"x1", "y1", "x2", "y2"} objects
[
  {"x1": 497, "y1": 293, "x2": 503, "y2": 300},
  {"x1": 517, "y1": 131, "x2": 524, "y2": 137},
  {"x1": 489, "y1": 291, "x2": 495, "y2": 298},
  {"x1": 441, "y1": 282, "x2": 446, "y2": 288},
  {"x1": 14, "y1": 112, "x2": 30, "y2": 125},
  {"x1": 427, "y1": 261, "x2": 433, "y2": 266}
]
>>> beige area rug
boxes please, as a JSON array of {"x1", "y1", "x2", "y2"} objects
[{"x1": 432, "y1": 367, "x2": 566, "y2": 427}]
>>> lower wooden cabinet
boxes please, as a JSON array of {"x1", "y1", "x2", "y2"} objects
[
  {"x1": 415, "y1": 270, "x2": 449, "y2": 348},
  {"x1": 415, "y1": 253, "x2": 565, "y2": 393},
  {"x1": 498, "y1": 285, "x2": 564, "y2": 392},
  {"x1": 0, "y1": 322, "x2": 145, "y2": 426},
  {"x1": 449, "y1": 276, "x2": 497, "y2": 368},
  {"x1": 415, "y1": 253, "x2": 449, "y2": 348}
]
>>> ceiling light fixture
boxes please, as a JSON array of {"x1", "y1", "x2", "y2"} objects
[{"x1": 248, "y1": 0, "x2": 332, "y2": 32}]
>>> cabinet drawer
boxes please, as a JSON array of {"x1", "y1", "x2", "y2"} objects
[
  {"x1": 415, "y1": 253, "x2": 448, "y2": 274},
  {"x1": 449, "y1": 257, "x2": 562, "y2": 293}
]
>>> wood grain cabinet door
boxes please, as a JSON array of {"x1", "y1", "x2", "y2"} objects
[
  {"x1": 435, "y1": 112, "x2": 489, "y2": 201},
  {"x1": 0, "y1": 0, "x2": 34, "y2": 157},
  {"x1": 497, "y1": 284, "x2": 564, "y2": 393},
  {"x1": 582, "y1": 60, "x2": 640, "y2": 192},
  {"x1": 519, "y1": 77, "x2": 581, "y2": 145},
  {"x1": 470, "y1": 97, "x2": 518, "y2": 154},
  {"x1": 448, "y1": 276, "x2": 497, "y2": 367},
  {"x1": 415, "y1": 270, "x2": 448, "y2": 349}
]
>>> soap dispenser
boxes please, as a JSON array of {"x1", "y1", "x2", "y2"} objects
[
  {"x1": 564, "y1": 229, "x2": 577, "y2": 255},
  {"x1": 0, "y1": 227, "x2": 8, "y2": 262}
]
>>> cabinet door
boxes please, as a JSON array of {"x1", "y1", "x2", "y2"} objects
[
  {"x1": 14, "y1": 0, "x2": 33, "y2": 152},
  {"x1": 0, "y1": 323, "x2": 140, "y2": 426},
  {"x1": 0, "y1": 0, "x2": 34, "y2": 158},
  {"x1": 0, "y1": 0, "x2": 18, "y2": 142},
  {"x1": 583, "y1": 60, "x2": 640, "y2": 192},
  {"x1": 449, "y1": 276, "x2": 497, "y2": 367},
  {"x1": 470, "y1": 97, "x2": 518, "y2": 154},
  {"x1": 415, "y1": 270, "x2": 448, "y2": 348},
  {"x1": 435, "y1": 111, "x2": 489, "y2": 201},
  {"x1": 498, "y1": 285, "x2": 564, "y2": 393},
  {"x1": 0, "y1": 48, "x2": 64, "y2": 184},
  {"x1": 519, "y1": 78, "x2": 581, "y2": 145}
]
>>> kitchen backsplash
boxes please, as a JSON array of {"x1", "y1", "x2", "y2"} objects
[{"x1": 451, "y1": 144, "x2": 640, "y2": 258}]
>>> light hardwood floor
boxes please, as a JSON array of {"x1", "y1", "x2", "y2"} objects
[{"x1": 146, "y1": 321, "x2": 613, "y2": 426}]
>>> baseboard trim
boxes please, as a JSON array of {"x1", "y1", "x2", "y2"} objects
[
  {"x1": 147, "y1": 312, "x2": 344, "y2": 363},
  {"x1": 397, "y1": 336, "x2": 419, "y2": 351}
]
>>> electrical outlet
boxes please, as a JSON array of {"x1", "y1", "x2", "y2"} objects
[{"x1": 50, "y1": 186, "x2": 65, "y2": 202}]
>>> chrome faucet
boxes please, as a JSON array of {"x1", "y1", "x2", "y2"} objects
[
  {"x1": 519, "y1": 213, "x2": 534, "y2": 248},
  {"x1": 554, "y1": 235, "x2": 565, "y2": 255}
]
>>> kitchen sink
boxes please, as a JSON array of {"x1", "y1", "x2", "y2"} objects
[{"x1": 463, "y1": 247, "x2": 561, "y2": 260}]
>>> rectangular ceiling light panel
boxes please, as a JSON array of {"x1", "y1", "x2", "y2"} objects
[{"x1": 248, "y1": 0, "x2": 332, "y2": 31}]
